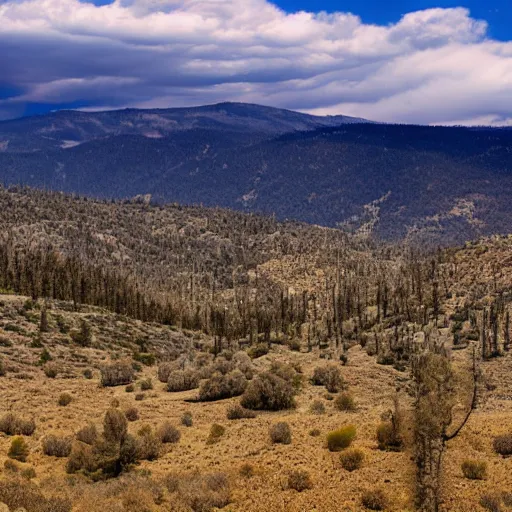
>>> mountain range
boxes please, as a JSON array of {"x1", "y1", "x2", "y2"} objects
[{"x1": 0, "y1": 102, "x2": 511, "y2": 244}]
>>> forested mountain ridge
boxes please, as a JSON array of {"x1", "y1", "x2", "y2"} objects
[{"x1": 1, "y1": 104, "x2": 511, "y2": 245}]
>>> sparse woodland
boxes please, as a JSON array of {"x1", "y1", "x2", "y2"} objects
[{"x1": 0, "y1": 186, "x2": 511, "y2": 511}]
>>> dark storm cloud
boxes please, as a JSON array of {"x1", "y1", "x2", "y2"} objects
[{"x1": 0, "y1": 0, "x2": 511, "y2": 125}]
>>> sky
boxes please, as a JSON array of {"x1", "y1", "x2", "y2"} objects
[{"x1": 0, "y1": 0, "x2": 511, "y2": 125}]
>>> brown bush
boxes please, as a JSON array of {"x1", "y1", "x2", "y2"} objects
[
  {"x1": 340, "y1": 448, "x2": 364, "y2": 471},
  {"x1": 226, "y1": 404, "x2": 256, "y2": 420},
  {"x1": 361, "y1": 489, "x2": 388, "y2": 510},
  {"x1": 0, "y1": 477, "x2": 72, "y2": 512},
  {"x1": 0, "y1": 414, "x2": 36, "y2": 436},
  {"x1": 58, "y1": 393, "x2": 73, "y2": 407},
  {"x1": 376, "y1": 421, "x2": 402, "y2": 452},
  {"x1": 42, "y1": 435, "x2": 72, "y2": 457},
  {"x1": 270, "y1": 362, "x2": 302, "y2": 390},
  {"x1": 140, "y1": 378, "x2": 153, "y2": 391},
  {"x1": 65, "y1": 442, "x2": 96, "y2": 474},
  {"x1": 8, "y1": 437, "x2": 29, "y2": 462},
  {"x1": 334, "y1": 392, "x2": 356, "y2": 412},
  {"x1": 493, "y1": 434, "x2": 512, "y2": 456},
  {"x1": 309, "y1": 400, "x2": 326, "y2": 415},
  {"x1": 240, "y1": 372, "x2": 296, "y2": 411},
  {"x1": 176, "y1": 471, "x2": 231, "y2": 512},
  {"x1": 239, "y1": 463, "x2": 254, "y2": 478},
  {"x1": 157, "y1": 362, "x2": 172, "y2": 383},
  {"x1": 207, "y1": 424, "x2": 225, "y2": 445},
  {"x1": 125, "y1": 407, "x2": 139, "y2": 422},
  {"x1": 100, "y1": 361, "x2": 134, "y2": 387},
  {"x1": 461, "y1": 459, "x2": 487, "y2": 480},
  {"x1": 43, "y1": 362, "x2": 58, "y2": 378},
  {"x1": 287, "y1": 470, "x2": 312, "y2": 492},
  {"x1": 181, "y1": 411, "x2": 193, "y2": 427},
  {"x1": 311, "y1": 364, "x2": 345, "y2": 393},
  {"x1": 136, "y1": 426, "x2": 161, "y2": 461},
  {"x1": 158, "y1": 422, "x2": 181, "y2": 444},
  {"x1": 76, "y1": 423, "x2": 98, "y2": 445},
  {"x1": 103, "y1": 408, "x2": 128, "y2": 444},
  {"x1": 480, "y1": 494, "x2": 502, "y2": 512},
  {"x1": 167, "y1": 369, "x2": 199, "y2": 392},
  {"x1": 232, "y1": 351, "x2": 254, "y2": 379},
  {"x1": 269, "y1": 422, "x2": 292, "y2": 444},
  {"x1": 199, "y1": 370, "x2": 247, "y2": 401}
]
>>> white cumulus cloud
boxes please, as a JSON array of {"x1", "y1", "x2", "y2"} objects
[{"x1": 0, "y1": 0, "x2": 511, "y2": 124}]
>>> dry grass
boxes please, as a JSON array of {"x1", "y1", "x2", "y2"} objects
[{"x1": 0, "y1": 295, "x2": 512, "y2": 511}]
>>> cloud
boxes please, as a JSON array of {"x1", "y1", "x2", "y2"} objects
[{"x1": 0, "y1": 0, "x2": 511, "y2": 124}]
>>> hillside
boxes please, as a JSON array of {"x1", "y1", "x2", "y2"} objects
[
  {"x1": 0, "y1": 188, "x2": 512, "y2": 510},
  {"x1": 1, "y1": 104, "x2": 511, "y2": 244}
]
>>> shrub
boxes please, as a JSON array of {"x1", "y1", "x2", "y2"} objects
[
  {"x1": 157, "y1": 362, "x2": 174, "y2": 383},
  {"x1": 309, "y1": 428, "x2": 321, "y2": 437},
  {"x1": 181, "y1": 411, "x2": 193, "y2": 427},
  {"x1": 167, "y1": 369, "x2": 199, "y2": 392},
  {"x1": 340, "y1": 448, "x2": 364, "y2": 471},
  {"x1": 207, "y1": 424, "x2": 225, "y2": 444},
  {"x1": 43, "y1": 362, "x2": 58, "y2": 378},
  {"x1": 8, "y1": 437, "x2": 29, "y2": 462},
  {"x1": 327, "y1": 425, "x2": 356, "y2": 452},
  {"x1": 461, "y1": 459, "x2": 487, "y2": 480},
  {"x1": 174, "y1": 471, "x2": 231, "y2": 512},
  {"x1": 361, "y1": 489, "x2": 388, "y2": 510},
  {"x1": 0, "y1": 358, "x2": 6, "y2": 377},
  {"x1": 376, "y1": 421, "x2": 402, "y2": 452},
  {"x1": 133, "y1": 352, "x2": 156, "y2": 366},
  {"x1": 125, "y1": 407, "x2": 139, "y2": 422},
  {"x1": 0, "y1": 477, "x2": 72, "y2": 512},
  {"x1": 135, "y1": 393, "x2": 144, "y2": 401},
  {"x1": 269, "y1": 422, "x2": 292, "y2": 444},
  {"x1": 226, "y1": 404, "x2": 256, "y2": 420},
  {"x1": 58, "y1": 393, "x2": 73, "y2": 407},
  {"x1": 136, "y1": 425, "x2": 161, "y2": 461},
  {"x1": 125, "y1": 384, "x2": 135, "y2": 392},
  {"x1": 83, "y1": 368, "x2": 93, "y2": 379},
  {"x1": 104, "y1": 408, "x2": 128, "y2": 444},
  {"x1": 480, "y1": 494, "x2": 502, "y2": 512},
  {"x1": 240, "y1": 372, "x2": 296, "y2": 411},
  {"x1": 158, "y1": 422, "x2": 181, "y2": 444},
  {"x1": 270, "y1": 362, "x2": 302, "y2": 390},
  {"x1": 21, "y1": 467, "x2": 36, "y2": 480},
  {"x1": 287, "y1": 470, "x2": 312, "y2": 492},
  {"x1": 232, "y1": 351, "x2": 254, "y2": 379},
  {"x1": 76, "y1": 423, "x2": 98, "y2": 445},
  {"x1": 0, "y1": 414, "x2": 36, "y2": 436},
  {"x1": 334, "y1": 392, "x2": 356, "y2": 412},
  {"x1": 66, "y1": 442, "x2": 96, "y2": 474},
  {"x1": 239, "y1": 463, "x2": 254, "y2": 478},
  {"x1": 140, "y1": 378, "x2": 153, "y2": 391},
  {"x1": 311, "y1": 364, "x2": 345, "y2": 393},
  {"x1": 247, "y1": 343, "x2": 269, "y2": 359},
  {"x1": 100, "y1": 361, "x2": 134, "y2": 387},
  {"x1": 503, "y1": 492, "x2": 512, "y2": 507},
  {"x1": 71, "y1": 319, "x2": 92, "y2": 347},
  {"x1": 199, "y1": 370, "x2": 247, "y2": 401},
  {"x1": 42, "y1": 435, "x2": 72, "y2": 457},
  {"x1": 493, "y1": 434, "x2": 512, "y2": 456},
  {"x1": 309, "y1": 400, "x2": 326, "y2": 415}
]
